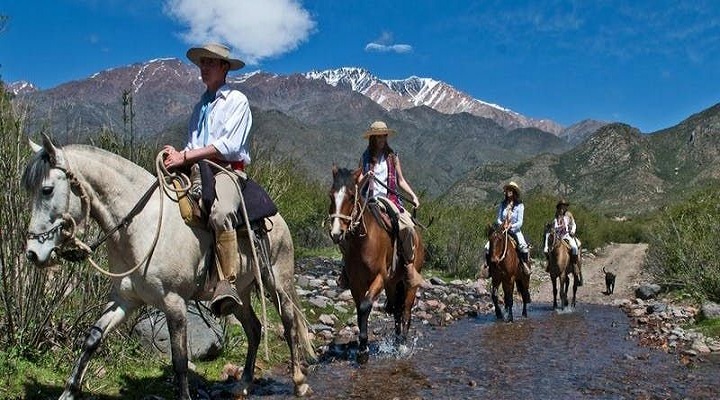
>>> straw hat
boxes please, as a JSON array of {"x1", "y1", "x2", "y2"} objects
[
  {"x1": 504, "y1": 181, "x2": 520, "y2": 195},
  {"x1": 186, "y1": 43, "x2": 245, "y2": 71},
  {"x1": 362, "y1": 121, "x2": 396, "y2": 139}
]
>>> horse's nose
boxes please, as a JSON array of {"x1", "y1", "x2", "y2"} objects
[
  {"x1": 26, "y1": 249, "x2": 38, "y2": 264},
  {"x1": 330, "y1": 233, "x2": 341, "y2": 244}
]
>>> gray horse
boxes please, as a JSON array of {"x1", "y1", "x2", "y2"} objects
[{"x1": 23, "y1": 135, "x2": 314, "y2": 399}]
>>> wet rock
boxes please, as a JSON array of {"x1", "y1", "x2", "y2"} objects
[
  {"x1": 132, "y1": 303, "x2": 222, "y2": 361},
  {"x1": 646, "y1": 303, "x2": 667, "y2": 314},
  {"x1": 429, "y1": 276, "x2": 446, "y2": 285},
  {"x1": 635, "y1": 283, "x2": 661, "y2": 300}
]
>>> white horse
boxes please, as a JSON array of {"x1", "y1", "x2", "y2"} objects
[{"x1": 23, "y1": 135, "x2": 314, "y2": 399}]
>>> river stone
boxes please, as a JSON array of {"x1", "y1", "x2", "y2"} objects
[
  {"x1": 635, "y1": 283, "x2": 661, "y2": 300},
  {"x1": 132, "y1": 303, "x2": 223, "y2": 361},
  {"x1": 699, "y1": 302, "x2": 720, "y2": 320}
]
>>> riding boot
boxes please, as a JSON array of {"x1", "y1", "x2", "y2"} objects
[
  {"x1": 211, "y1": 230, "x2": 243, "y2": 317},
  {"x1": 520, "y1": 252, "x2": 532, "y2": 277},
  {"x1": 406, "y1": 261, "x2": 430, "y2": 289},
  {"x1": 571, "y1": 253, "x2": 584, "y2": 286}
]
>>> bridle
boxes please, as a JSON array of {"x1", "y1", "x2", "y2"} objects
[
  {"x1": 27, "y1": 156, "x2": 165, "y2": 278},
  {"x1": 328, "y1": 181, "x2": 370, "y2": 241}
]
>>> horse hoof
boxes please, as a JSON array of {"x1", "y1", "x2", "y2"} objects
[{"x1": 295, "y1": 383, "x2": 312, "y2": 397}]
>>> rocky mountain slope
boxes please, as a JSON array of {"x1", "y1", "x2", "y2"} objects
[
  {"x1": 8, "y1": 58, "x2": 717, "y2": 212},
  {"x1": 10, "y1": 59, "x2": 573, "y2": 195},
  {"x1": 444, "y1": 106, "x2": 720, "y2": 215}
]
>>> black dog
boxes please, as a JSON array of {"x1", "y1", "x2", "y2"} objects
[{"x1": 603, "y1": 266, "x2": 616, "y2": 295}]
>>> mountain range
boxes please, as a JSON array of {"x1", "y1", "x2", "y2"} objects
[{"x1": 6, "y1": 58, "x2": 719, "y2": 214}]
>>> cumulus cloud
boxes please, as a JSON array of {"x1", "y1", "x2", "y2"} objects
[
  {"x1": 164, "y1": 0, "x2": 315, "y2": 65},
  {"x1": 365, "y1": 31, "x2": 413, "y2": 54}
]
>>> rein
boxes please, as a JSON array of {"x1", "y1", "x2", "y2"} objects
[
  {"x1": 493, "y1": 228, "x2": 510, "y2": 262},
  {"x1": 328, "y1": 180, "x2": 370, "y2": 241},
  {"x1": 39, "y1": 155, "x2": 168, "y2": 278}
]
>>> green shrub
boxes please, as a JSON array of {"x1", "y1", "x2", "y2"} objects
[{"x1": 645, "y1": 187, "x2": 720, "y2": 302}]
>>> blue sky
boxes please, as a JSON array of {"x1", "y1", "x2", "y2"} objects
[{"x1": 1, "y1": 0, "x2": 719, "y2": 133}]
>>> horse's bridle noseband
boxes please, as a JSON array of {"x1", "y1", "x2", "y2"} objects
[
  {"x1": 328, "y1": 183, "x2": 370, "y2": 241},
  {"x1": 26, "y1": 166, "x2": 93, "y2": 262}
]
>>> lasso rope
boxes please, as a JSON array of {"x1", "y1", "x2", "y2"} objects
[{"x1": 157, "y1": 156, "x2": 271, "y2": 360}]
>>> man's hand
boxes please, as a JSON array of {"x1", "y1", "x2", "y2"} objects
[{"x1": 162, "y1": 145, "x2": 184, "y2": 169}]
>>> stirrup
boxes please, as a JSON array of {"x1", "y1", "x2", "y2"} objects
[{"x1": 211, "y1": 280, "x2": 242, "y2": 317}]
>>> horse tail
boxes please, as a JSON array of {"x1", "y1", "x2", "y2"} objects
[{"x1": 290, "y1": 288, "x2": 317, "y2": 363}]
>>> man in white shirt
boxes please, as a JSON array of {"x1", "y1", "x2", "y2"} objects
[{"x1": 162, "y1": 43, "x2": 251, "y2": 316}]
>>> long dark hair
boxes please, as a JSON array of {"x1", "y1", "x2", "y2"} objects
[{"x1": 367, "y1": 135, "x2": 395, "y2": 164}]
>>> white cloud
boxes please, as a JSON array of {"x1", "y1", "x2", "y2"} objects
[
  {"x1": 365, "y1": 43, "x2": 413, "y2": 53},
  {"x1": 164, "y1": 0, "x2": 315, "y2": 65},
  {"x1": 365, "y1": 31, "x2": 413, "y2": 54}
]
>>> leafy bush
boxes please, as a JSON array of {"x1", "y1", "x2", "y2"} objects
[{"x1": 645, "y1": 187, "x2": 720, "y2": 302}]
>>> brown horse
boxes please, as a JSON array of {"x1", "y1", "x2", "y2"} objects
[
  {"x1": 328, "y1": 166, "x2": 425, "y2": 364},
  {"x1": 546, "y1": 229, "x2": 580, "y2": 310},
  {"x1": 487, "y1": 224, "x2": 531, "y2": 322}
]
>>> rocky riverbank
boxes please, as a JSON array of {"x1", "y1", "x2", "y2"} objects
[{"x1": 294, "y1": 244, "x2": 720, "y2": 362}]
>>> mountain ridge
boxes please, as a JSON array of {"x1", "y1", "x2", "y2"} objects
[{"x1": 8, "y1": 57, "x2": 717, "y2": 215}]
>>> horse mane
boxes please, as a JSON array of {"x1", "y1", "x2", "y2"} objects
[
  {"x1": 21, "y1": 149, "x2": 52, "y2": 192},
  {"x1": 23, "y1": 144, "x2": 149, "y2": 192},
  {"x1": 486, "y1": 223, "x2": 496, "y2": 238},
  {"x1": 332, "y1": 167, "x2": 356, "y2": 192}
]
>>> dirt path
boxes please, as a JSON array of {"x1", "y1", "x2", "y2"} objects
[{"x1": 530, "y1": 243, "x2": 649, "y2": 305}]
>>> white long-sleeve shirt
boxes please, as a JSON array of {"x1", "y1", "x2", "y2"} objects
[{"x1": 185, "y1": 84, "x2": 252, "y2": 164}]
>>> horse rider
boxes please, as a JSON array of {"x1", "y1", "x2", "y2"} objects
[
  {"x1": 337, "y1": 121, "x2": 427, "y2": 290},
  {"x1": 543, "y1": 198, "x2": 583, "y2": 286},
  {"x1": 162, "y1": 43, "x2": 251, "y2": 316},
  {"x1": 483, "y1": 181, "x2": 532, "y2": 277}
]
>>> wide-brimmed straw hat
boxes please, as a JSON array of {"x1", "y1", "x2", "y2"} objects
[
  {"x1": 362, "y1": 121, "x2": 396, "y2": 139},
  {"x1": 504, "y1": 181, "x2": 520, "y2": 195},
  {"x1": 556, "y1": 198, "x2": 570, "y2": 208},
  {"x1": 187, "y1": 43, "x2": 245, "y2": 71}
]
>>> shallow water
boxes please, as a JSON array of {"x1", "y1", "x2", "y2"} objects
[{"x1": 248, "y1": 302, "x2": 720, "y2": 399}]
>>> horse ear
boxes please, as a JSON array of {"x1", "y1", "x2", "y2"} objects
[
  {"x1": 41, "y1": 133, "x2": 60, "y2": 166},
  {"x1": 28, "y1": 137, "x2": 43, "y2": 153},
  {"x1": 332, "y1": 163, "x2": 338, "y2": 176}
]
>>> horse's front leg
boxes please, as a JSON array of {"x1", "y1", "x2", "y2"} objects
[
  {"x1": 502, "y1": 280, "x2": 514, "y2": 322},
  {"x1": 560, "y1": 273, "x2": 570, "y2": 310},
  {"x1": 357, "y1": 274, "x2": 384, "y2": 364},
  {"x1": 551, "y1": 276, "x2": 558, "y2": 309},
  {"x1": 60, "y1": 297, "x2": 138, "y2": 400},
  {"x1": 571, "y1": 273, "x2": 579, "y2": 308},
  {"x1": 163, "y1": 293, "x2": 192, "y2": 400},
  {"x1": 396, "y1": 283, "x2": 417, "y2": 344},
  {"x1": 490, "y1": 279, "x2": 503, "y2": 320}
]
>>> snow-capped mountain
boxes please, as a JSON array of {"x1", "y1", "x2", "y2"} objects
[
  {"x1": 305, "y1": 67, "x2": 563, "y2": 134},
  {"x1": 5, "y1": 80, "x2": 39, "y2": 96}
]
